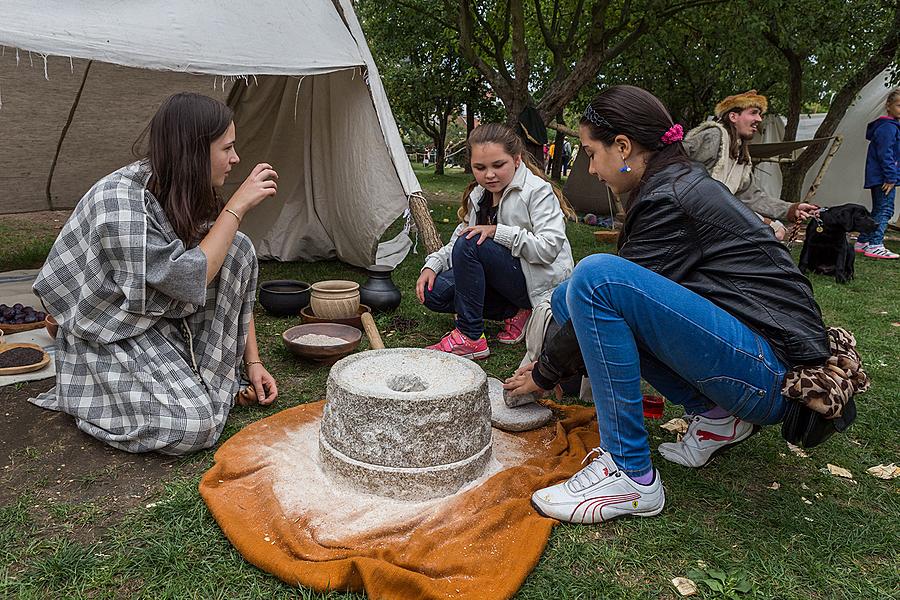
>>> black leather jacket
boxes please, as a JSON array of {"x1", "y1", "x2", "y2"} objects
[{"x1": 533, "y1": 163, "x2": 830, "y2": 390}]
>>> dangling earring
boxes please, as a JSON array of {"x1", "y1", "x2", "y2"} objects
[{"x1": 619, "y1": 155, "x2": 632, "y2": 173}]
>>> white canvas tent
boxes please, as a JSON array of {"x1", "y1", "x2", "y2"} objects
[
  {"x1": 754, "y1": 70, "x2": 898, "y2": 223},
  {"x1": 0, "y1": 0, "x2": 423, "y2": 267}
]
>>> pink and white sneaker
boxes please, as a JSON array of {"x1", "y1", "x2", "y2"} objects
[
  {"x1": 863, "y1": 245, "x2": 899, "y2": 259},
  {"x1": 497, "y1": 308, "x2": 532, "y2": 345},
  {"x1": 854, "y1": 242, "x2": 869, "y2": 254},
  {"x1": 426, "y1": 328, "x2": 490, "y2": 360}
]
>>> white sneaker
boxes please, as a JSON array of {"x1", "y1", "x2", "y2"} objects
[
  {"x1": 531, "y1": 448, "x2": 665, "y2": 523},
  {"x1": 658, "y1": 414, "x2": 757, "y2": 468},
  {"x1": 863, "y1": 245, "x2": 899, "y2": 259}
]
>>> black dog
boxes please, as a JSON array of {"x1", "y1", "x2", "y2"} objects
[{"x1": 798, "y1": 203, "x2": 876, "y2": 284}]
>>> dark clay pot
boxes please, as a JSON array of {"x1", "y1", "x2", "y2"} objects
[
  {"x1": 258, "y1": 280, "x2": 311, "y2": 317},
  {"x1": 359, "y1": 265, "x2": 402, "y2": 313}
]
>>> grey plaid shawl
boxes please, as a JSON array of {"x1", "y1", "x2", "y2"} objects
[{"x1": 32, "y1": 161, "x2": 258, "y2": 455}]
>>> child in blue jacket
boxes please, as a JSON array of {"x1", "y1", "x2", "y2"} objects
[{"x1": 857, "y1": 89, "x2": 900, "y2": 259}]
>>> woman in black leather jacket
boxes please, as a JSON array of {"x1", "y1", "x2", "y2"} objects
[{"x1": 505, "y1": 85, "x2": 829, "y2": 524}]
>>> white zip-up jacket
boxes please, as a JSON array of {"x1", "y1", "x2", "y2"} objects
[{"x1": 422, "y1": 162, "x2": 574, "y2": 307}]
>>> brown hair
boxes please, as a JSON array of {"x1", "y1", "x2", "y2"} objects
[
  {"x1": 718, "y1": 108, "x2": 752, "y2": 164},
  {"x1": 457, "y1": 123, "x2": 575, "y2": 222},
  {"x1": 580, "y1": 85, "x2": 692, "y2": 206},
  {"x1": 134, "y1": 93, "x2": 234, "y2": 245}
]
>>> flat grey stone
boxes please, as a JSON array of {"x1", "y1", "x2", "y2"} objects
[{"x1": 488, "y1": 378, "x2": 554, "y2": 432}]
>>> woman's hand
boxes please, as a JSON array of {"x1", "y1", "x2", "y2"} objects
[
  {"x1": 416, "y1": 268, "x2": 437, "y2": 303},
  {"x1": 502, "y1": 361, "x2": 546, "y2": 398},
  {"x1": 227, "y1": 163, "x2": 278, "y2": 216},
  {"x1": 246, "y1": 362, "x2": 278, "y2": 406},
  {"x1": 461, "y1": 225, "x2": 497, "y2": 245},
  {"x1": 882, "y1": 182, "x2": 895, "y2": 194}
]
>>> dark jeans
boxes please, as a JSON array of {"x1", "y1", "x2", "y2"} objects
[
  {"x1": 423, "y1": 237, "x2": 531, "y2": 339},
  {"x1": 857, "y1": 186, "x2": 896, "y2": 246}
]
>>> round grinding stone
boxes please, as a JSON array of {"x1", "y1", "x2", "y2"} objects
[{"x1": 319, "y1": 348, "x2": 492, "y2": 500}]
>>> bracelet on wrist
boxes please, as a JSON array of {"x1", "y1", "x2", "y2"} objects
[
  {"x1": 224, "y1": 208, "x2": 242, "y2": 224},
  {"x1": 244, "y1": 360, "x2": 263, "y2": 369}
]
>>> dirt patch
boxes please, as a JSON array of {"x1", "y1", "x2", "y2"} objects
[{"x1": 0, "y1": 379, "x2": 197, "y2": 542}]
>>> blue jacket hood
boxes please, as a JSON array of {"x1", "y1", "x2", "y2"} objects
[{"x1": 866, "y1": 116, "x2": 899, "y2": 141}]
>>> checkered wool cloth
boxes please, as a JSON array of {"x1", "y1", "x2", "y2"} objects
[{"x1": 31, "y1": 161, "x2": 258, "y2": 454}]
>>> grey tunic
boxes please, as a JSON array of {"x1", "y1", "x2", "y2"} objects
[{"x1": 31, "y1": 161, "x2": 258, "y2": 455}]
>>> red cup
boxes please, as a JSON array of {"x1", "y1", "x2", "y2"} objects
[{"x1": 642, "y1": 394, "x2": 665, "y2": 419}]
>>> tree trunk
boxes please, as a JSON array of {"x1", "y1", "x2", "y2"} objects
[
  {"x1": 464, "y1": 100, "x2": 475, "y2": 173},
  {"x1": 780, "y1": 7, "x2": 900, "y2": 201},
  {"x1": 550, "y1": 113, "x2": 565, "y2": 180}
]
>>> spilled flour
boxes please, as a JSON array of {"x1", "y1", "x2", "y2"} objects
[{"x1": 269, "y1": 419, "x2": 530, "y2": 544}]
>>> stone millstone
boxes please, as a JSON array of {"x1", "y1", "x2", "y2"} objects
[
  {"x1": 319, "y1": 348, "x2": 492, "y2": 501},
  {"x1": 488, "y1": 378, "x2": 554, "y2": 432}
]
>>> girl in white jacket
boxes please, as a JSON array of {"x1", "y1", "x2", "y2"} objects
[{"x1": 416, "y1": 123, "x2": 575, "y2": 359}]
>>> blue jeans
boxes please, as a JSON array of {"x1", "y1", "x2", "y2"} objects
[
  {"x1": 424, "y1": 237, "x2": 531, "y2": 339},
  {"x1": 551, "y1": 254, "x2": 788, "y2": 477},
  {"x1": 857, "y1": 186, "x2": 896, "y2": 246}
]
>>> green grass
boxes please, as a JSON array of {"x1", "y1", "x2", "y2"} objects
[{"x1": 1, "y1": 170, "x2": 898, "y2": 599}]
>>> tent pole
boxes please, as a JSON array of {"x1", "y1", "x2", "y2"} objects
[
  {"x1": 802, "y1": 135, "x2": 843, "y2": 204},
  {"x1": 46, "y1": 59, "x2": 93, "y2": 211},
  {"x1": 408, "y1": 193, "x2": 442, "y2": 254}
]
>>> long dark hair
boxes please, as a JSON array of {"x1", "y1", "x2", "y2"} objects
[
  {"x1": 134, "y1": 93, "x2": 234, "y2": 245},
  {"x1": 457, "y1": 123, "x2": 575, "y2": 222},
  {"x1": 718, "y1": 109, "x2": 752, "y2": 163},
  {"x1": 580, "y1": 85, "x2": 692, "y2": 207}
]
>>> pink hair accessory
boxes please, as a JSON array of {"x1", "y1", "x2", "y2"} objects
[{"x1": 660, "y1": 123, "x2": 684, "y2": 145}]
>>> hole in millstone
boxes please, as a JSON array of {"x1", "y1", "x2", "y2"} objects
[{"x1": 386, "y1": 374, "x2": 429, "y2": 393}]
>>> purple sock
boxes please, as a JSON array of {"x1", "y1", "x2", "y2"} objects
[
  {"x1": 632, "y1": 469, "x2": 655, "y2": 486},
  {"x1": 701, "y1": 405, "x2": 731, "y2": 419}
]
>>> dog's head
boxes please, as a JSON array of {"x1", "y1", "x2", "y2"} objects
[{"x1": 821, "y1": 204, "x2": 876, "y2": 234}]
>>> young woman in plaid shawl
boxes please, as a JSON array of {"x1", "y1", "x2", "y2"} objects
[{"x1": 32, "y1": 93, "x2": 279, "y2": 455}]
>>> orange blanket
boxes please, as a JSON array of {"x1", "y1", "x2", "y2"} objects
[{"x1": 200, "y1": 401, "x2": 599, "y2": 599}]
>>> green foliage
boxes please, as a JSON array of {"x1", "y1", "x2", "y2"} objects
[{"x1": 686, "y1": 565, "x2": 755, "y2": 598}]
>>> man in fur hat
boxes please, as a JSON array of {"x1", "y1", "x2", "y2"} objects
[{"x1": 684, "y1": 90, "x2": 818, "y2": 239}]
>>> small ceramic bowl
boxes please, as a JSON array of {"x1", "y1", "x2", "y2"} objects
[
  {"x1": 282, "y1": 323, "x2": 362, "y2": 363},
  {"x1": 259, "y1": 280, "x2": 311, "y2": 316},
  {"x1": 299, "y1": 304, "x2": 372, "y2": 331},
  {"x1": 310, "y1": 280, "x2": 360, "y2": 319}
]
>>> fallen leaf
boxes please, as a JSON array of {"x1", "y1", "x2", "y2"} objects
[
  {"x1": 671, "y1": 577, "x2": 698, "y2": 596},
  {"x1": 787, "y1": 443, "x2": 809, "y2": 458},
  {"x1": 802, "y1": 496, "x2": 813, "y2": 505},
  {"x1": 767, "y1": 482, "x2": 780, "y2": 490},
  {"x1": 804, "y1": 516, "x2": 814, "y2": 522},
  {"x1": 801, "y1": 483, "x2": 810, "y2": 490},
  {"x1": 891, "y1": 322, "x2": 900, "y2": 327},
  {"x1": 827, "y1": 463, "x2": 853, "y2": 479},
  {"x1": 867, "y1": 463, "x2": 900, "y2": 480},
  {"x1": 814, "y1": 493, "x2": 823, "y2": 499},
  {"x1": 661, "y1": 418, "x2": 689, "y2": 434}
]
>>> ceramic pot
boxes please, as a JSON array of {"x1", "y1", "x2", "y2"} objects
[
  {"x1": 45, "y1": 314, "x2": 58, "y2": 339},
  {"x1": 258, "y1": 280, "x2": 311, "y2": 317},
  {"x1": 310, "y1": 280, "x2": 360, "y2": 319},
  {"x1": 359, "y1": 265, "x2": 402, "y2": 313}
]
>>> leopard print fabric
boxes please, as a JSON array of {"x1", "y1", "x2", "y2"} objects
[{"x1": 781, "y1": 327, "x2": 870, "y2": 419}]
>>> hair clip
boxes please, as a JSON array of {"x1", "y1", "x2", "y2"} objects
[{"x1": 584, "y1": 105, "x2": 612, "y2": 129}]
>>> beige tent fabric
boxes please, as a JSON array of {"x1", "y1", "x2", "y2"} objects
[{"x1": 223, "y1": 72, "x2": 409, "y2": 266}]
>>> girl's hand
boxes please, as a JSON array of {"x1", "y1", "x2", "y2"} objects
[
  {"x1": 416, "y1": 268, "x2": 437, "y2": 303},
  {"x1": 228, "y1": 163, "x2": 278, "y2": 216},
  {"x1": 503, "y1": 361, "x2": 546, "y2": 398},
  {"x1": 462, "y1": 225, "x2": 497, "y2": 245},
  {"x1": 246, "y1": 362, "x2": 278, "y2": 406},
  {"x1": 883, "y1": 182, "x2": 895, "y2": 194}
]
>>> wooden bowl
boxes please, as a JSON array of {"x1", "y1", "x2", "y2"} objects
[
  {"x1": 282, "y1": 323, "x2": 362, "y2": 363},
  {"x1": 310, "y1": 280, "x2": 360, "y2": 319},
  {"x1": 0, "y1": 341, "x2": 50, "y2": 376},
  {"x1": 593, "y1": 229, "x2": 620, "y2": 244},
  {"x1": 0, "y1": 319, "x2": 48, "y2": 335},
  {"x1": 299, "y1": 304, "x2": 372, "y2": 331}
]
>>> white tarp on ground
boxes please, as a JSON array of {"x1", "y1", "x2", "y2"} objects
[{"x1": 0, "y1": 0, "x2": 421, "y2": 267}]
